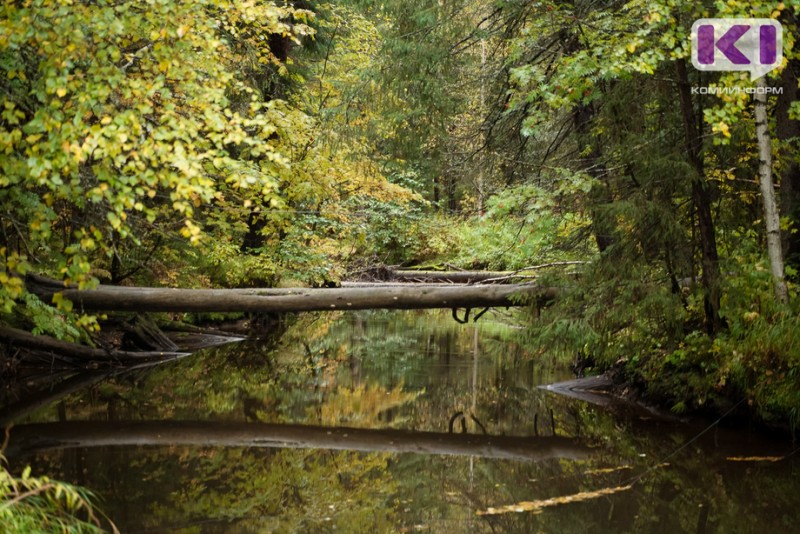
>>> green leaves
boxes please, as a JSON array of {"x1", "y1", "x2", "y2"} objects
[
  {"x1": 0, "y1": 0, "x2": 323, "y2": 323},
  {"x1": 1, "y1": 454, "x2": 107, "y2": 533}
]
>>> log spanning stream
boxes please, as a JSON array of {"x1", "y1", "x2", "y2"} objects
[
  {"x1": 28, "y1": 278, "x2": 557, "y2": 313},
  {"x1": 3, "y1": 309, "x2": 798, "y2": 532}
]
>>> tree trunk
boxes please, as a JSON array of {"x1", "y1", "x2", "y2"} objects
[
  {"x1": 675, "y1": 59, "x2": 722, "y2": 333},
  {"x1": 755, "y1": 77, "x2": 789, "y2": 302},
  {"x1": 5, "y1": 421, "x2": 591, "y2": 462},
  {"x1": 776, "y1": 58, "x2": 800, "y2": 270},
  {"x1": 28, "y1": 281, "x2": 557, "y2": 314},
  {"x1": 572, "y1": 103, "x2": 615, "y2": 252}
]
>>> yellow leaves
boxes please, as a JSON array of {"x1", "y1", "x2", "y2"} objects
[
  {"x1": 62, "y1": 140, "x2": 84, "y2": 163},
  {"x1": 56, "y1": 86, "x2": 67, "y2": 97},
  {"x1": 644, "y1": 11, "x2": 662, "y2": 24},
  {"x1": 149, "y1": 27, "x2": 168, "y2": 42},
  {"x1": 80, "y1": 237, "x2": 96, "y2": 251},
  {"x1": 100, "y1": 116, "x2": 112, "y2": 126},
  {"x1": 106, "y1": 211, "x2": 122, "y2": 230},
  {"x1": 51, "y1": 291, "x2": 73, "y2": 313},
  {"x1": 0, "y1": 270, "x2": 25, "y2": 300},
  {"x1": 319, "y1": 383, "x2": 421, "y2": 426},
  {"x1": 743, "y1": 311, "x2": 760, "y2": 323},
  {"x1": 713, "y1": 122, "x2": 731, "y2": 138},
  {"x1": 180, "y1": 220, "x2": 203, "y2": 244}
]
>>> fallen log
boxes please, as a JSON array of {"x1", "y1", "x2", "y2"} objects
[
  {"x1": 381, "y1": 262, "x2": 589, "y2": 284},
  {"x1": 5, "y1": 421, "x2": 591, "y2": 462},
  {"x1": 0, "y1": 325, "x2": 190, "y2": 364},
  {"x1": 390, "y1": 270, "x2": 517, "y2": 283},
  {"x1": 30, "y1": 283, "x2": 557, "y2": 314}
]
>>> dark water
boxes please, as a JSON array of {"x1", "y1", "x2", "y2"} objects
[{"x1": 4, "y1": 310, "x2": 799, "y2": 533}]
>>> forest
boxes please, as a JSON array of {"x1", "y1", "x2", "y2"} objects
[{"x1": 1, "y1": 0, "x2": 800, "y2": 531}]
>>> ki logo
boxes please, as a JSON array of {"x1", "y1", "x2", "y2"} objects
[{"x1": 691, "y1": 18, "x2": 783, "y2": 80}]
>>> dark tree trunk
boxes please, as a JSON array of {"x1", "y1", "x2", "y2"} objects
[
  {"x1": 240, "y1": 210, "x2": 268, "y2": 253},
  {"x1": 675, "y1": 59, "x2": 722, "y2": 334},
  {"x1": 776, "y1": 57, "x2": 800, "y2": 271},
  {"x1": 572, "y1": 103, "x2": 615, "y2": 252},
  {"x1": 446, "y1": 173, "x2": 458, "y2": 212}
]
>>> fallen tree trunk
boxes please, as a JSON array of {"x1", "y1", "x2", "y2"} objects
[
  {"x1": 0, "y1": 325, "x2": 190, "y2": 364},
  {"x1": 6, "y1": 421, "x2": 591, "y2": 462},
  {"x1": 390, "y1": 270, "x2": 517, "y2": 283},
  {"x1": 371, "y1": 262, "x2": 589, "y2": 284},
  {"x1": 29, "y1": 282, "x2": 557, "y2": 314}
]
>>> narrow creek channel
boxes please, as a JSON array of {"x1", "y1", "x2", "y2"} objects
[{"x1": 3, "y1": 309, "x2": 799, "y2": 533}]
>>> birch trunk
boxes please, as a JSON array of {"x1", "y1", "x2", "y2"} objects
[{"x1": 755, "y1": 77, "x2": 789, "y2": 303}]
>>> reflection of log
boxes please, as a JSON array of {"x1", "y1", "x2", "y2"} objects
[
  {"x1": 0, "y1": 372, "x2": 109, "y2": 426},
  {"x1": 1, "y1": 355, "x2": 190, "y2": 425},
  {"x1": 29, "y1": 283, "x2": 557, "y2": 313},
  {"x1": 540, "y1": 376, "x2": 685, "y2": 423},
  {"x1": 7, "y1": 421, "x2": 591, "y2": 462}
]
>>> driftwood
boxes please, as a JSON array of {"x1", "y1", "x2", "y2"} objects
[
  {"x1": 5, "y1": 421, "x2": 591, "y2": 462},
  {"x1": 27, "y1": 280, "x2": 557, "y2": 314}
]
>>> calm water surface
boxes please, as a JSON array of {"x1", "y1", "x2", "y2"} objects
[{"x1": 4, "y1": 310, "x2": 799, "y2": 533}]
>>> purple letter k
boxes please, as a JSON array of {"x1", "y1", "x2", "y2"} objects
[
  {"x1": 697, "y1": 24, "x2": 751, "y2": 65},
  {"x1": 715, "y1": 25, "x2": 751, "y2": 65}
]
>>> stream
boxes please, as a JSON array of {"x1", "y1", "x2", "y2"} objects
[{"x1": 3, "y1": 309, "x2": 799, "y2": 533}]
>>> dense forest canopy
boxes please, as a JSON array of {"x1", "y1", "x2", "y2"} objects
[{"x1": 1, "y1": 0, "x2": 800, "y2": 426}]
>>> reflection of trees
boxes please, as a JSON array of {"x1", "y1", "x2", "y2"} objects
[
  {"x1": 19, "y1": 446, "x2": 399, "y2": 533},
  {"x1": 6, "y1": 309, "x2": 800, "y2": 533}
]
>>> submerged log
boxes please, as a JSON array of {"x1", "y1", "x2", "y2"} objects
[
  {"x1": 29, "y1": 282, "x2": 557, "y2": 314},
  {"x1": 6, "y1": 421, "x2": 591, "y2": 462}
]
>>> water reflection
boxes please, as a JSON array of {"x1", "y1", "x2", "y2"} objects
[{"x1": 4, "y1": 310, "x2": 799, "y2": 533}]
